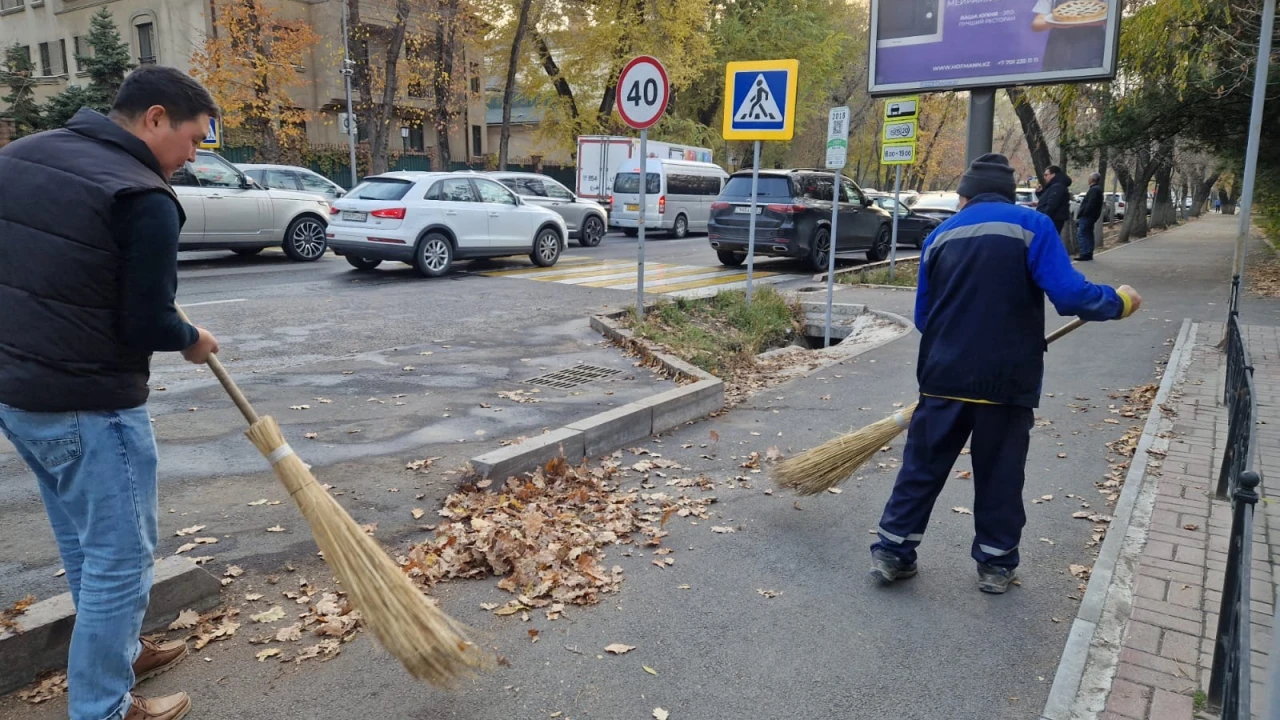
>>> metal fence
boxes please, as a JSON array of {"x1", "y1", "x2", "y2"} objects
[{"x1": 1208, "y1": 303, "x2": 1262, "y2": 718}]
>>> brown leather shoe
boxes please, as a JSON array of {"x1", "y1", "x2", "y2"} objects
[
  {"x1": 123, "y1": 693, "x2": 192, "y2": 720},
  {"x1": 132, "y1": 638, "x2": 189, "y2": 685}
]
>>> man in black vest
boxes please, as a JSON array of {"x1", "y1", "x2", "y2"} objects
[{"x1": 0, "y1": 66, "x2": 220, "y2": 720}]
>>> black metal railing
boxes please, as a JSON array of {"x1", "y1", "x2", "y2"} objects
[{"x1": 1208, "y1": 306, "x2": 1262, "y2": 718}]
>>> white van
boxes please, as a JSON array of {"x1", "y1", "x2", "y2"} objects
[{"x1": 609, "y1": 159, "x2": 729, "y2": 239}]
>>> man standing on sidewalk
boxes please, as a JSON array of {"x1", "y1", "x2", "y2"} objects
[
  {"x1": 1076, "y1": 172, "x2": 1104, "y2": 261},
  {"x1": 1036, "y1": 164, "x2": 1073, "y2": 237},
  {"x1": 869, "y1": 153, "x2": 1142, "y2": 594},
  {"x1": 0, "y1": 66, "x2": 220, "y2": 720}
]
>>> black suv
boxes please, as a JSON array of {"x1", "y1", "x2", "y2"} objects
[{"x1": 707, "y1": 169, "x2": 894, "y2": 271}]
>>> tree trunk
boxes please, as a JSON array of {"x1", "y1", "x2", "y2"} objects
[
  {"x1": 1190, "y1": 171, "x2": 1220, "y2": 218},
  {"x1": 532, "y1": 30, "x2": 577, "y2": 120},
  {"x1": 1006, "y1": 87, "x2": 1052, "y2": 179},
  {"x1": 912, "y1": 97, "x2": 957, "y2": 192},
  {"x1": 369, "y1": 0, "x2": 410, "y2": 174},
  {"x1": 498, "y1": 0, "x2": 534, "y2": 170},
  {"x1": 432, "y1": 0, "x2": 459, "y2": 167},
  {"x1": 1150, "y1": 140, "x2": 1176, "y2": 229}
]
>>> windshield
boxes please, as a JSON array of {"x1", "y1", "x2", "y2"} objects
[
  {"x1": 613, "y1": 172, "x2": 660, "y2": 194},
  {"x1": 1015, "y1": 190, "x2": 1036, "y2": 204},
  {"x1": 720, "y1": 176, "x2": 794, "y2": 199},
  {"x1": 349, "y1": 178, "x2": 412, "y2": 200}
]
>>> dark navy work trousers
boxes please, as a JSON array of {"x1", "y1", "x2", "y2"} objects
[{"x1": 871, "y1": 396, "x2": 1035, "y2": 569}]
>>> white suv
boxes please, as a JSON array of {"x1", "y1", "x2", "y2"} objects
[{"x1": 326, "y1": 172, "x2": 567, "y2": 277}]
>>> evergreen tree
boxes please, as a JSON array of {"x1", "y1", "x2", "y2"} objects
[
  {"x1": 0, "y1": 44, "x2": 41, "y2": 137},
  {"x1": 79, "y1": 8, "x2": 133, "y2": 111},
  {"x1": 41, "y1": 85, "x2": 93, "y2": 129}
]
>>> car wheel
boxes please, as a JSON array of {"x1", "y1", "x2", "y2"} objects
[
  {"x1": 867, "y1": 225, "x2": 892, "y2": 262},
  {"x1": 807, "y1": 227, "x2": 831, "y2": 272},
  {"x1": 623, "y1": 228, "x2": 639, "y2": 238},
  {"x1": 345, "y1": 256, "x2": 382, "y2": 271},
  {"x1": 232, "y1": 247, "x2": 264, "y2": 257},
  {"x1": 530, "y1": 228, "x2": 562, "y2": 267},
  {"x1": 283, "y1": 216, "x2": 327, "y2": 261},
  {"x1": 579, "y1": 215, "x2": 605, "y2": 247},
  {"x1": 413, "y1": 233, "x2": 453, "y2": 278},
  {"x1": 669, "y1": 214, "x2": 689, "y2": 239},
  {"x1": 717, "y1": 250, "x2": 746, "y2": 267}
]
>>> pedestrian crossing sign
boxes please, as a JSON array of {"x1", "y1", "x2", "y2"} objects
[
  {"x1": 200, "y1": 117, "x2": 221, "y2": 149},
  {"x1": 722, "y1": 59, "x2": 799, "y2": 141}
]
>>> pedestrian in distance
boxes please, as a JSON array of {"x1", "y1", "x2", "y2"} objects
[
  {"x1": 1076, "y1": 171, "x2": 1104, "y2": 261},
  {"x1": 1036, "y1": 164, "x2": 1073, "y2": 237},
  {"x1": 0, "y1": 66, "x2": 221, "y2": 720},
  {"x1": 868, "y1": 153, "x2": 1142, "y2": 594}
]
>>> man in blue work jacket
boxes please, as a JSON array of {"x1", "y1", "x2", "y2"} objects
[{"x1": 869, "y1": 153, "x2": 1142, "y2": 594}]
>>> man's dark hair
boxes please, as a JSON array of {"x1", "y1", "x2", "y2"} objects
[
  {"x1": 110, "y1": 66, "x2": 220, "y2": 125},
  {"x1": 1046, "y1": 165, "x2": 1062, "y2": 176}
]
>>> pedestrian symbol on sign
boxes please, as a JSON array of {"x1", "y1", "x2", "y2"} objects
[{"x1": 734, "y1": 75, "x2": 783, "y2": 122}]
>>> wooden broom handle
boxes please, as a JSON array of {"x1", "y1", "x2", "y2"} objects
[
  {"x1": 176, "y1": 306, "x2": 261, "y2": 426},
  {"x1": 1046, "y1": 317, "x2": 1087, "y2": 344}
]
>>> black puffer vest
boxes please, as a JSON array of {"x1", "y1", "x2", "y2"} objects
[{"x1": 0, "y1": 109, "x2": 183, "y2": 411}]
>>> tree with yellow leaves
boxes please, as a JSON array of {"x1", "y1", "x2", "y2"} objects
[{"x1": 192, "y1": 0, "x2": 319, "y2": 162}]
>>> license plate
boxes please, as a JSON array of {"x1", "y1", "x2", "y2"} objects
[
  {"x1": 625, "y1": 204, "x2": 639, "y2": 212},
  {"x1": 341, "y1": 211, "x2": 367, "y2": 222},
  {"x1": 733, "y1": 206, "x2": 761, "y2": 214}
]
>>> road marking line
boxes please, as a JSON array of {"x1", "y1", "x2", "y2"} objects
[
  {"x1": 481, "y1": 259, "x2": 620, "y2": 277},
  {"x1": 591, "y1": 268, "x2": 773, "y2": 289},
  {"x1": 182, "y1": 298, "x2": 247, "y2": 307},
  {"x1": 578, "y1": 266, "x2": 742, "y2": 288},
  {"x1": 645, "y1": 272, "x2": 773, "y2": 293}
]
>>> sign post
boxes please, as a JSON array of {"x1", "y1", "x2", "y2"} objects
[
  {"x1": 616, "y1": 56, "x2": 671, "y2": 318},
  {"x1": 723, "y1": 59, "x2": 799, "y2": 304},
  {"x1": 880, "y1": 95, "x2": 919, "y2": 280},
  {"x1": 823, "y1": 106, "x2": 850, "y2": 348}
]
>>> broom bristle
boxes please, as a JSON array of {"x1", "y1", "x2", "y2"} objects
[
  {"x1": 246, "y1": 417, "x2": 481, "y2": 686},
  {"x1": 773, "y1": 402, "x2": 917, "y2": 496}
]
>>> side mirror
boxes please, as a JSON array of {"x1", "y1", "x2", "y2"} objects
[
  {"x1": 335, "y1": 190, "x2": 346, "y2": 198},
  {"x1": 862, "y1": 196, "x2": 873, "y2": 207},
  {"x1": 242, "y1": 177, "x2": 259, "y2": 189}
]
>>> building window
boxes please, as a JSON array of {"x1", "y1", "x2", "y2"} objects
[
  {"x1": 73, "y1": 35, "x2": 91, "y2": 73},
  {"x1": 471, "y1": 125, "x2": 481, "y2": 157},
  {"x1": 0, "y1": 0, "x2": 24, "y2": 13},
  {"x1": 469, "y1": 62, "x2": 480, "y2": 94},
  {"x1": 135, "y1": 22, "x2": 155, "y2": 64},
  {"x1": 407, "y1": 124, "x2": 424, "y2": 152},
  {"x1": 39, "y1": 40, "x2": 67, "y2": 77}
]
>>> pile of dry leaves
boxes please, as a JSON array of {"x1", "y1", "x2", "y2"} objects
[
  {"x1": 405, "y1": 451, "x2": 714, "y2": 617},
  {"x1": 1, "y1": 594, "x2": 35, "y2": 634},
  {"x1": 1248, "y1": 246, "x2": 1280, "y2": 298}
]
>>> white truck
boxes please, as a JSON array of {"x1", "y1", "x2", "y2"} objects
[{"x1": 575, "y1": 135, "x2": 714, "y2": 202}]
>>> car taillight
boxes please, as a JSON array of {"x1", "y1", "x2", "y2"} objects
[
  {"x1": 370, "y1": 207, "x2": 406, "y2": 220},
  {"x1": 608, "y1": 195, "x2": 614, "y2": 208},
  {"x1": 710, "y1": 201, "x2": 729, "y2": 210},
  {"x1": 658, "y1": 196, "x2": 666, "y2": 214},
  {"x1": 766, "y1": 203, "x2": 805, "y2": 214},
  {"x1": 329, "y1": 206, "x2": 340, "y2": 215}
]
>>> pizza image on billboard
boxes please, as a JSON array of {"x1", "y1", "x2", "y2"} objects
[
  {"x1": 868, "y1": 0, "x2": 1121, "y2": 95},
  {"x1": 1049, "y1": 0, "x2": 1108, "y2": 25}
]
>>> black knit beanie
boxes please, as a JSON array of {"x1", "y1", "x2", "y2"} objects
[{"x1": 957, "y1": 153, "x2": 1017, "y2": 202}]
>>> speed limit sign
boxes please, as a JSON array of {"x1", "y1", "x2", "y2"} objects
[{"x1": 616, "y1": 56, "x2": 670, "y2": 130}]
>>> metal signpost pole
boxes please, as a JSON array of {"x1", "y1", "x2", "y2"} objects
[
  {"x1": 340, "y1": 0, "x2": 358, "y2": 189},
  {"x1": 965, "y1": 88, "x2": 995, "y2": 166},
  {"x1": 825, "y1": 166, "x2": 839, "y2": 347},
  {"x1": 636, "y1": 129, "x2": 648, "y2": 317},
  {"x1": 889, "y1": 165, "x2": 902, "y2": 280},
  {"x1": 1231, "y1": 0, "x2": 1275, "y2": 283},
  {"x1": 746, "y1": 139, "x2": 761, "y2": 304},
  {"x1": 824, "y1": 105, "x2": 849, "y2": 347}
]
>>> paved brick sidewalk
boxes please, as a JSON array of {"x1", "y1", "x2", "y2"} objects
[{"x1": 1101, "y1": 322, "x2": 1279, "y2": 720}]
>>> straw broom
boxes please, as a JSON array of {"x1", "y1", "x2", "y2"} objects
[
  {"x1": 774, "y1": 318, "x2": 1087, "y2": 496},
  {"x1": 177, "y1": 308, "x2": 480, "y2": 685}
]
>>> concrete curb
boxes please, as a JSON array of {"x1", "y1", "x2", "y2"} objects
[
  {"x1": 469, "y1": 311, "x2": 724, "y2": 481},
  {"x1": 1040, "y1": 318, "x2": 1197, "y2": 720},
  {"x1": 811, "y1": 253, "x2": 922, "y2": 283},
  {"x1": 0, "y1": 556, "x2": 223, "y2": 695}
]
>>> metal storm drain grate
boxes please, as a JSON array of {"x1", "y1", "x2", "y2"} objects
[{"x1": 523, "y1": 364, "x2": 622, "y2": 390}]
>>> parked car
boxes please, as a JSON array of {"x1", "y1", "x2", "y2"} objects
[
  {"x1": 911, "y1": 192, "x2": 962, "y2": 221},
  {"x1": 1106, "y1": 192, "x2": 1126, "y2": 219},
  {"x1": 1070, "y1": 192, "x2": 1115, "y2": 222},
  {"x1": 490, "y1": 172, "x2": 608, "y2": 247},
  {"x1": 325, "y1": 172, "x2": 567, "y2": 277},
  {"x1": 609, "y1": 158, "x2": 729, "y2": 238},
  {"x1": 172, "y1": 151, "x2": 332, "y2": 261},
  {"x1": 1015, "y1": 187, "x2": 1039, "y2": 209},
  {"x1": 866, "y1": 193, "x2": 942, "y2": 248},
  {"x1": 237, "y1": 163, "x2": 347, "y2": 200},
  {"x1": 707, "y1": 169, "x2": 894, "y2": 271}
]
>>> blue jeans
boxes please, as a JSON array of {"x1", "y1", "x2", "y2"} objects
[
  {"x1": 872, "y1": 396, "x2": 1034, "y2": 569},
  {"x1": 0, "y1": 403, "x2": 157, "y2": 720},
  {"x1": 1077, "y1": 217, "x2": 1097, "y2": 257}
]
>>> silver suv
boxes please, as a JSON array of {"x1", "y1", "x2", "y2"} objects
[
  {"x1": 173, "y1": 151, "x2": 332, "y2": 261},
  {"x1": 490, "y1": 172, "x2": 608, "y2": 247}
]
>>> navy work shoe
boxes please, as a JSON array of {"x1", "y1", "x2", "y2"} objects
[
  {"x1": 976, "y1": 564, "x2": 1017, "y2": 594},
  {"x1": 869, "y1": 549, "x2": 918, "y2": 584}
]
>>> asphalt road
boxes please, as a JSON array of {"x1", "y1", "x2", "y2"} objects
[{"x1": 5, "y1": 216, "x2": 1274, "y2": 719}]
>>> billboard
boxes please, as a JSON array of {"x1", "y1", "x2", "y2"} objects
[{"x1": 868, "y1": 0, "x2": 1121, "y2": 95}]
